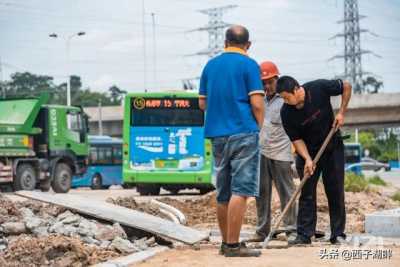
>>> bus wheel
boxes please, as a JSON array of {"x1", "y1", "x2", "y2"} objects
[
  {"x1": 14, "y1": 164, "x2": 37, "y2": 191},
  {"x1": 52, "y1": 163, "x2": 72, "y2": 193},
  {"x1": 137, "y1": 185, "x2": 160, "y2": 196},
  {"x1": 91, "y1": 174, "x2": 102, "y2": 190},
  {"x1": 199, "y1": 187, "x2": 214, "y2": 195},
  {"x1": 169, "y1": 188, "x2": 180, "y2": 195}
]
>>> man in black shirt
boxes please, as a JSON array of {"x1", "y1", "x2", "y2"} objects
[{"x1": 276, "y1": 76, "x2": 352, "y2": 245}]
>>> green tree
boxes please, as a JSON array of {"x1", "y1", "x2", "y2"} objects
[
  {"x1": 362, "y1": 76, "x2": 383, "y2": 94},
  {"x1": 6, "y1": 72, "x2": 55, "y2": 97},
  {"x1": 376, "y1": 132, "x2": 398, "y2": 162},
  {"x1": 108, "y1": 85, "x2": 126, "y2": 105},
  {"x1": 3, "y1": 71, "x2": 123, "y2": 107},
  {"x1": 358, "y1": 131, "x2": 380, "y2": 159}
]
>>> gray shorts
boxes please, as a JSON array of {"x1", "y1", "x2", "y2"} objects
[{"x1": 211, "y1": 132, "x2": 260, "y2": 203}]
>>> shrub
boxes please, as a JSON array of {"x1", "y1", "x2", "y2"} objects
[
  {"x1": 344, "y1": 172, "x2": 369, "y2": 192},
  {"x1": 391, "y1": 191, "x2": 400, "y2": 202},
  {"x1": 367, "y1": 175, "x2": 387, "y2": 186}
]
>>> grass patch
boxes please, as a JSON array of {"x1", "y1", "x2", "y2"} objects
[
  {"x1": 345, "y1": 172, "x2": 369, "y2": 192},
  {"x1": 367, "y1": 175, "x2": 387, "y2": 186},
  {"x1": 391, "y1": 191, "x2": 400, "y2": 202}
]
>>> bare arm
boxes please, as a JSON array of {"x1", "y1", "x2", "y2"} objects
[
  {"x1": 293, "y1": 139, "x2": 315, "y2": 176},
  {"x1": 250, "y1": 94, "x2": 265, "y2": 128},
  {"x1": 199, "y1": 97, "x2": 206, "y2": 111},
  {"x1": 333, "y1": 81, "x2": 352, "y2": 130}
]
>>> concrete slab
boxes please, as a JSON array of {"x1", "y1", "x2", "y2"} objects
[
  {"x1": 94, "y1": 246, "x2": 169, "y2": 267},
  {"x1": 365, "y1": 208, "x2": 400, "y2": 237},
  {"x1": 16, "y1": 190, "x2": 209, "y2": 245}
]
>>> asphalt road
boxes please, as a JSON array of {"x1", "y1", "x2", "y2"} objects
[{"x1": 363, "y1": 169, "x2": 400, "y2": 188}]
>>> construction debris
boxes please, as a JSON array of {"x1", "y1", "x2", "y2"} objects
[
  {"x1": 0, "y1": 194, "x2": 161, "y2": 266},
  {"x1": 16, "y1": 191, "x2": 209, "y2": 244}
]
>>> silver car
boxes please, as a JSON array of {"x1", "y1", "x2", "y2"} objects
[{"x1": 361, "y1": 157, "x2": 391, "y2": 172}]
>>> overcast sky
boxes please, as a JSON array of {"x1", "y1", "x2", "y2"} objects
[{"x1": 0, "y1": 0, "x2": 399, "y2": 93}]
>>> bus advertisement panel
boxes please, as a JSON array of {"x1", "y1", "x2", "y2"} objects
[{"x1": 123, "y1": 92, "x2": 214, "y2": 195}]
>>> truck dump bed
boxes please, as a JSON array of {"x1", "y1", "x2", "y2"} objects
[{"x1": 0, "y1": 94, "x2": 48, "y2": 134}]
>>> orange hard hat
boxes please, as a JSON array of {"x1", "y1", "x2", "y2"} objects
[{"x1": 260, "y1": 61, "x2": 280, "y2": 80}]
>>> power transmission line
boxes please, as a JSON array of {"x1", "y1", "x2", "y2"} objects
[
  {"x1": 188, "y1": 5, "x2": 237, "y2": 58},
  {"x1": 182, "y1": 5, "x2": 237, "y2": 90},
  {"x1": 329, "y1": 0, "x2": 380, "y2": 93}
]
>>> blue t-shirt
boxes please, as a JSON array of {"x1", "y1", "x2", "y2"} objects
[{"x1": 199, "y1": 49, "x2": 264, "y2": 138}]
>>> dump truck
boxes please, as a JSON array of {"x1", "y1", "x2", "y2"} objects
[{"x1": 0, "y1": 94, "x2": 89, "y2": 193}]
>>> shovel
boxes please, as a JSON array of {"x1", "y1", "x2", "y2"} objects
[{"x1": 262, "y1": 127, "x2": 337, "y2": 248}]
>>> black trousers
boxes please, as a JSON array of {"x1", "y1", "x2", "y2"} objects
[{"x1": 295, "y1": 139, "x2": 346, "y2": 240}]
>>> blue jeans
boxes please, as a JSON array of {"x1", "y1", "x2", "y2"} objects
[{"x1": 211, "y1": 132, "x2": 260, "y2": 203}]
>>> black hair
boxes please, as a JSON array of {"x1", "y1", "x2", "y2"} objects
[
  {"x1": 225, "y1": 25, "x2": 249, "y2": 46},
  {"x1": 276, "y1": 76, "x2": 300, "y2": 94}
]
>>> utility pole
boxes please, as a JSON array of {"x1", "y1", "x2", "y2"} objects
[
  {"x1": 183, "y1": 5, "x2": 237, "y2": 90},
  {"x1": 0, "y1": 56, "x2": 4, "y2": 98},
  {"x1": 142, "y1": 0, "x2": 147, "y2": 91},
  {"x1": 98, "y1": 99, "x2": 103, "y2": 136},
  {"x1": 49, "y1": 32, "x2": 86, "y2": 106},
  {"x1": 151, "y1": 12, "x2": 157, "y2": 89},
  {"x1": 330, "y1": 0, "x2": 379, "y2": 93}
]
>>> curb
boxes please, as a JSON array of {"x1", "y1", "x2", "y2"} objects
[{"x1": 94, "y1": 246, "x2": 169, "y2": 267}]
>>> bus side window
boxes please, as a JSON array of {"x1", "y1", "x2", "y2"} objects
[
  {"x1": 89, "y1": 147, "x2": 98, "y2": 165},
  {"x1": 113, "y1": 146, "x2": 123, "y2": 165},
  {"x1": 97, "y1": 146, "x2": 113, "y2": 165}
]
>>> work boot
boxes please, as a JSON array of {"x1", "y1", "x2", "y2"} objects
[
  {"x1": 286, "y1": 231, "x2": 297, "y2": 242},
  {"x1": 330, "y1": 234, "x2": 347, "y2": 245},
  {"x1": 288, "y1": 235, "x2": 311, "y2": 246},
  {"x1": 219, "y1": 243, "x2": 227, "y2": 255},
  {"x1": 243, "y1": 232, "x2": 266, "y2": 243},
  {"x1": 224, "y1": 243, "x2": 261, "y2": 257}
]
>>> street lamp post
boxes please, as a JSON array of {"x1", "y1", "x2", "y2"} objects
[{"x1": 49, "y1": 32, "x2": 86, "y2": 106}]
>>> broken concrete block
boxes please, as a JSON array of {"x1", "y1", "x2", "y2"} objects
[
  {"x1": 95, "y1": 224, "x2": 126, "y2": 241},
  {"x1": 133, "y1": 237, "x2": 149, "y2": 251},
  {"x1": 0, "y1": 237, "x2": 7, "y2": 251},
  {"x1": 112, "y1": 223, "x2": 127, "y2": 239},
  {"x1": 25, "y1": 216, "x2": 45, "y2": 230},
  {"x1": 49, "y1": 221, "x2": 64, "y2": 234},
  {"x1": 61, "y1": 215, "x2": 81, "y2": 225},
  {"x1": 1, "y1": 222, "x2": 27, "y2": 235},
  {"x1": 81, "y1": 236, "x2": 101, "y2": 245},
  {"x1": 100, "y1": 240, "x2": 111, "y2": 249},
  {"x1": 57, "y1": 210, "x2": 74, "y2": 221},
  {"x1": 31, "y1": 226, "x2": 49, "y2": 237},
  {"x1": 19, "y1": 208, "x2": 34, "y2": 219},
  {"x1": 110, "y1": 237, "x2": 138, "y2": 254},
  {"x1": 365, "y1": 208, "x2": 400, "y2": 237},
  {"x1": 77, "y1": 219, "x2": 98, "y2": 237}
]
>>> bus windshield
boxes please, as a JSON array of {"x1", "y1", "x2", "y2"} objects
[
  {"x1": 344, "y1": 144, "x2": 361, "y2": 164},
  {"x1": 131, "y1": 97, "x2": 204, "y2": 127}
]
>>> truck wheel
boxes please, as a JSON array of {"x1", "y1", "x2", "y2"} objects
[
  {"x1": 91, "y1": 174, "x2": 102, "y2": 190},
  {"x1": 52, "y1": 163, "x2": 72, "y2": 193},
  {"x1": 14, "y1": 164, "x2": 37, "y2": 191}
]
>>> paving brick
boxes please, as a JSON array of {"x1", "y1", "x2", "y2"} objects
[{"x1": 365, "y1": 208, "x2": 400, "y2": 237}]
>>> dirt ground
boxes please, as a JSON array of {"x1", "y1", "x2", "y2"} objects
[
  {"x1": 115, "y1": 183, "x2": 398, "y2": 234},
  {"x1": 135, "y1": 245, "x2": 400, "y2": 267}
]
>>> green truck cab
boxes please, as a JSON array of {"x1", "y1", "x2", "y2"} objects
[{"x1": 0, "y1": 94, "x2": 89, "y2": 193}]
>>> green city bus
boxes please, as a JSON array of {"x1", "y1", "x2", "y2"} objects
[{"x1": 122, "y1": 91, "x2": 214, "y2": 195}]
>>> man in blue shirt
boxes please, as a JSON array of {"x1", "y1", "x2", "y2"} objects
[{"x1": 199, "y1": 25, "x2": 265, "y2": 257}]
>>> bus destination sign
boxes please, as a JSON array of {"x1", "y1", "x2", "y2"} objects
[{"x1": 132, "y1": 97, "x2": 197, "y2": 110}]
